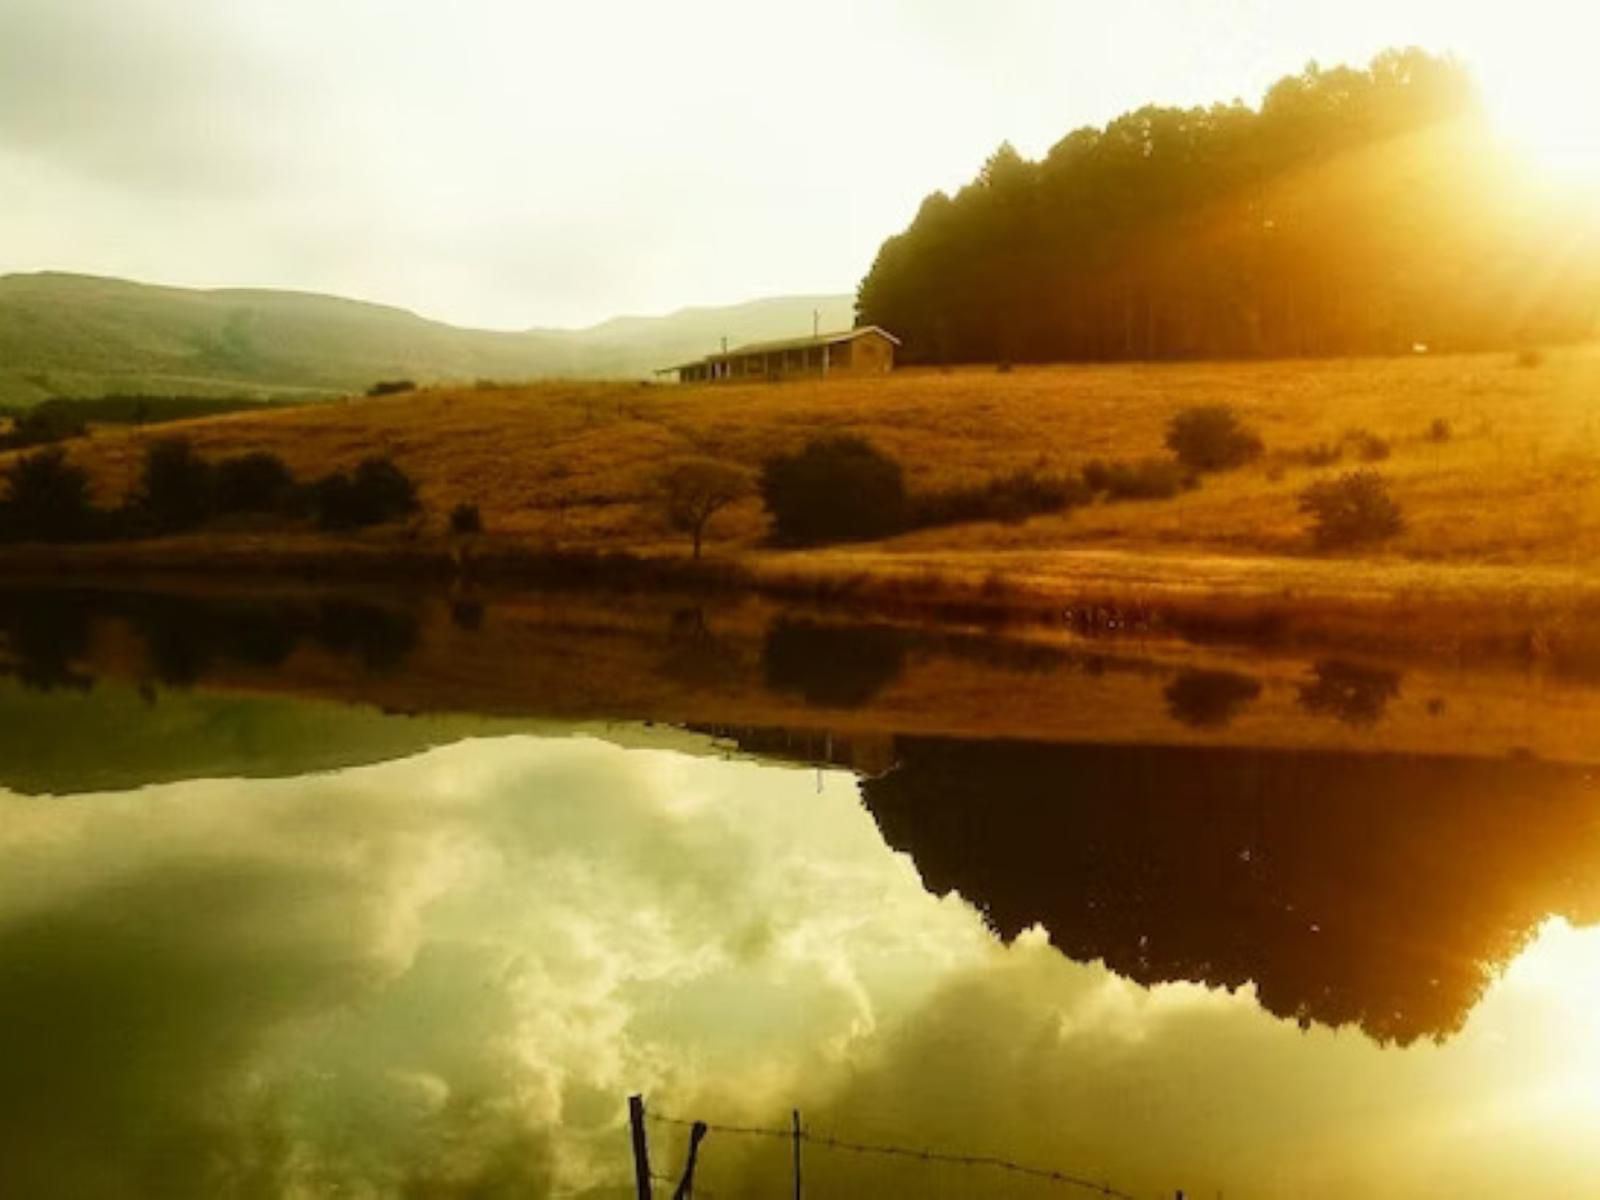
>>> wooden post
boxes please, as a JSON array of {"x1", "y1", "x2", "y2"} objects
[
  {"x1": 671, "y1": 1122, "x2": 708, "y2": 1200},
  {"x1": 629, "y1": 1094, "x2": 652, "y2": 1200},
  {"x1": 791, "y1": 1108, "x2": 802, "y2": 1200}
]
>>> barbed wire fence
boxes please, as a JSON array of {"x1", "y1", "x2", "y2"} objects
[{"x1": 628, "y1": 1094, "x2": 1176, "y2": 1200}]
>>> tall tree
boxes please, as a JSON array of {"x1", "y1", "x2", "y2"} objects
[{"x1": 857, "y1": 49, "x2": 1599, "y2": 364}]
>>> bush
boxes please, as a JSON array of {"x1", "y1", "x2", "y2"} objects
[
  {"x1": 449, "y1": 502, "x2": 483, "y2": 535},
  {"x1": 1427, "y1": 418, "x2": 1452, "y2": 443},
  {"x1": 313, "y1": 456, "x2": 419, "y2": 530},
  {"x1": 312, "y1": 474, "x2": 361, "y2": 531},
  {"x1": 214, "y1": 452, "x2": 294, "y2": 514},
  {"x1": 911, "y1": 468, "x2": 1090, "y2": 528},
  {"x1": 759, "y1": 436, "x2": 905, "y2": 544},
  {"x1": 0, "y1": 447, "x2": 95, "y2": 542},
  {"x1": 1346, "y1": 428, "x2": 1391, "y2": 462},
  {"x1": 1300, "y1": 442, "x2": 1343, "y2": 467},
  {"x1": 136, "y1": 437, "x2": 214, "y2": 532},
  {"x1": 1516, "y1": 348, "x2": 1546, "y2": 369},
  {"x1": 0, "y1": 405, "x2": 88, "y2": 451},
  {"x1": 367, "y1": 379, "x2": 417, "y2": 397},
  {"x1": 1165, "y1": 405, "x2": 1263, "y2": 472},
  {"x1": 1082, "y1": 457, "x2": 1190, "y2": 500},
  {"x1": 1298, "y1": 471, "x2": 1404, "y2": 548}
]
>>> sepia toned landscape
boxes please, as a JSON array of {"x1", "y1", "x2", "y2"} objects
[{"x1": 5, "y1": 4, "x2": 1600, "y2": 1198}]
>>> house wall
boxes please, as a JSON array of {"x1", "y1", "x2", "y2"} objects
[{"x1": 676, "y1": 332, "x2": 896, "y2": 383}]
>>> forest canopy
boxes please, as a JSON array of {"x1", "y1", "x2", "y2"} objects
[{"x1": 856, "y1": 49, "x2": 1600, "y2": 363}]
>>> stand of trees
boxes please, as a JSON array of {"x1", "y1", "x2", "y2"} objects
[{"x1": 858, "y1": 50, "x2": 1599, "y2": 363}]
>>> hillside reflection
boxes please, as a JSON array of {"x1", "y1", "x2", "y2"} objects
[{"x1": 863, "y1": 737, "x2": 1600, "y2": 1044}]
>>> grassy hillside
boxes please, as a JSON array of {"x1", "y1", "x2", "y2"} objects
[
  {"x1": 0, "y1": 272, "x2": 852, "y2": 405},
  {"x1": 37, "y1": 342, "x2": 1600, "y2": 573}
]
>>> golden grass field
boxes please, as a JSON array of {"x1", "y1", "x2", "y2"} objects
[
  {"x1": 14, "y1": 344, "x2": 1600, "y2": 657},
  {"x1": 36, "y1": 345, "x2": 1600, "y2": 555}
]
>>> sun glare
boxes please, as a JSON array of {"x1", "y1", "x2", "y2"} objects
[{"x1": 1482, "y1": 53, "x2": 1600, "y2": 182}]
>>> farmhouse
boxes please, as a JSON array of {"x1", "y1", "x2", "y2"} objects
[{"x1": 662, "y1": 326, "x2": 899, "y2": 383}]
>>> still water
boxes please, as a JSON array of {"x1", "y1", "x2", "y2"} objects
[{"x1": 4, "y1": 586, "x2": 1600, "y2": 1198}]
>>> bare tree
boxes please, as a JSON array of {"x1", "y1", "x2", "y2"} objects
[{"x1": 659, "y1": 457, "x2": 750, "y2": 559}]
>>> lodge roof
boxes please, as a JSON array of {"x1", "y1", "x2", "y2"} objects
[{"x1": 661, "y1": 325, "x2": 900, "y2": 372}]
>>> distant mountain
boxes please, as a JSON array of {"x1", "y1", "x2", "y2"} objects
[{"x1": 0, "y1": 272, "x2": 854, "y2": 406}]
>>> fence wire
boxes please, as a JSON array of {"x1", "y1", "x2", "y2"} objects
[{"x1": 645, "y1": 1110, "x2": 1137, "y2": 1199}]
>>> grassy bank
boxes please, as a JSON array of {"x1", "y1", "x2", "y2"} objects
[{"x1": 7, "y1": 345, "x2": 1600, "y2": 661}]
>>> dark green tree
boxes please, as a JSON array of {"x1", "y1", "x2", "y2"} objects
[
  {"x1": 0, "y1": 448, "x2": 95, "y2": 542},
  {"x1": 759, "y1": 436, "x2": 906, "y2": 545},
  {"x1": 136, "y1": 437, "x2": 215, "y2": 533}
]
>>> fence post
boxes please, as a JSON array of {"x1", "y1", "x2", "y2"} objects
[
  {"x1": 629, "y1": 1094, "x2": 652, "y2": 1200},
  {"x1": 792, "y1": 1108, "x2": 803, "y2": 1200}
]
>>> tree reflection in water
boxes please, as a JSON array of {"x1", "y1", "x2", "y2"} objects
[{"x1": 864, "y1": 736, "x2": 1600, "y2": 1044}]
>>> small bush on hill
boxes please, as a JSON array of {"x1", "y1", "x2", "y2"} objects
[
  {"x1": 214, "y1": 452, "x2": 294, "y2": 514},
  {"x1": 1347, "y1": 429, "x2": 1391, "y2": 462},
  {"x1": 136, "y1": 437, "x2": 215, "y2": 533},
  {"x1": 1298, "y1": 471, "x2": 1404, "y2": 549},
  {"x1": 449, "y1": 502, "x2": 483, "y2": 535},
  {"x1": 367, "y1": 379, "x2": 417, "y2": 397},
  {"x1": 1300, "y1": 442, "x2": 1343, "y2": 467},
  {"x1": 314, "y1": 456, "x2": 420, "y2": 530},
  {"x1": 0, "y1": 448, "x2": 95, "y2": 543},
  {"x1": 1165, "y1": 405, "x2": 1263, "y2": 472},
  {"x1": 1427, "y1": 418, "x2": 1452, "y2": 443},
  {"x1": 1082, "y1": 457, "x2": 1190, "y2": 500},
  {"x1": 1516, "y1": 348, "x2": 1546, "y2": 368},
  {"x1": 760, "y1": 436, "x2": 905, "y2": 544},
  {"x1": 911, "y1": 468, "x2": 1090, "y2": 528}
]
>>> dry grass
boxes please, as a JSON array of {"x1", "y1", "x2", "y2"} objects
[
  {"x1": 31, "y1": 345, "x2": 1600, "y2": 562},
  {"x1": 15, "y1": 344, "x2": 1600, "y2": 657}
]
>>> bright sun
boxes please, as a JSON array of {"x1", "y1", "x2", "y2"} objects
[{"x1": 1480, "y1": 50, "x2": 1600, "y2": 181}]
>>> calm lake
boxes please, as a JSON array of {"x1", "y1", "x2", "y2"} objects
[{"x1": 4, "y1": 584, "x2": 1600, "y2": 1198}]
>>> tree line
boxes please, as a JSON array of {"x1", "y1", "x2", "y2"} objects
[
  {"x1": 0, "y1": 439, "x2": 420, "y2": 544},
  {"x1": 857, "y1": 49, "x2": 1599, "y2": 363}
]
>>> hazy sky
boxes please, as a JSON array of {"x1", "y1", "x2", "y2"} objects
[{"x1": 1, "y1": 0, "x2": 1594, "y2": 329}]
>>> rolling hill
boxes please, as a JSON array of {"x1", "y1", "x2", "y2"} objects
[{"x1": 0, "y1": 272, "x2": 853, "y2": 406}]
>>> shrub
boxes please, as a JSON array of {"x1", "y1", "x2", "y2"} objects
[
  {"x1": 353, "y1": 455, "x2": 419, "y2": 517},
  {"x1": 449, "y1": 502, "x2": 483, "y2": 535},
  {"x1": 314, "y1": 455, "x2": 419, "y2": 530},
  {"x1": 1298, "y1": 471, "x2": 1404, "y2": 548},
  {"x1": 1165, "y1": 405, "x2": 1263, "y2": 472},
  {"x1": 1082, "y1": 457, "x2": 1189, "y2": 501},
  {"x1": 659, "y1": 458, "x2": 750, "y2": 558},
  {"x1": 367, "y1": 379, "x2": 417, "y2": 397},
  {"x1": 0, "y1": 447, "x2": 95, "y2": 542},
  {"x1": 136, "y1": 437, "x2": 215, "y2": 532},
  {"x1": 0, "y1": 405, "x2": 88, "y2": 451},
  {"x1": 1516, "y1": 348, "x2": 1546, "y2": 369},
  {"x1": 1300, "y1": 442, "x2": 1343, "y2": 467},
  {"x1": 759, "y1": 436, "x2": 905, "y2": 544},
  {"x1": 214, "y1": 452, "x2": 294, "y2": 513},
  {"x1": 1427, "y1": 418, "x2": 1452, "y2": 443},
  {"x1": 911, "y1": 468, "x2": 1090, "y2": 528},
  {"x1": 312, "y1": 473, "x2": 361, "y2": 531},
  {"x1": 1346, "y1": 428, "x2": 1391, "y2": 462}
]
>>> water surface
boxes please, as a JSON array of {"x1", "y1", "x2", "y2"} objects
[{"x1": 4, "y1": 585, "x2": 1600, "y2": 1198}]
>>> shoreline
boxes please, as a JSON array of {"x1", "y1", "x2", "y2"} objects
[{"x1": 7, "y1": 533, "x2": 1600, "y2": 674}]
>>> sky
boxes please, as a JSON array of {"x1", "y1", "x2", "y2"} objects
[
  {"x1": 6, "y1": 729, "x2": 1600, "y2": 1196},
  {"x1": 1, "y1": 0, "x2": 1596, "y2": 329}
]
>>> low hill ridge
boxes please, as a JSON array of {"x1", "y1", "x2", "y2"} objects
[{"x1": 0, "y1": 272, "x2": 853, "y2": 405}]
